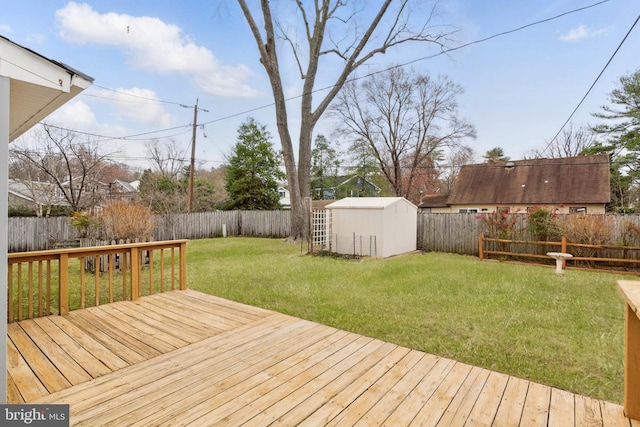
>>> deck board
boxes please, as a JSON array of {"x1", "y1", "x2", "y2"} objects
[{"x1": 6, "y1": 289, "x2": 633, "y2": 426}]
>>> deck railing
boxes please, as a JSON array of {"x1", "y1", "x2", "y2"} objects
[{"x1": 7, "y1": 240, "x2": 188, "y2": 323}]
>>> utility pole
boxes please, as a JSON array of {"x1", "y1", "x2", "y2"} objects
[{"x1": 188, "y1": 99, "x2": 198, "y2": 212}]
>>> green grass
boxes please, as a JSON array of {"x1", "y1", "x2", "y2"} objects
[{"x1": 186, "y1": 237, "x2": 634, "y2": 403}]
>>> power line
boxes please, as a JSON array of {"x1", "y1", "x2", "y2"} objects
[
  {"x1": 541, "y1": 12, "x2": 640, "y2": 156},
  {"x1": 39, "y1": 122, "x2": 193, "y2": 143},
  {"x1": 89, "y1": 84, "x2": 195, "y2": 109}
]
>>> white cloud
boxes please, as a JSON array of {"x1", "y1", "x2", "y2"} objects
[
  {"x1": 0, "y1": 24, "x2": 13, "y2": 33},
  {"x1": 47, "y1": 100, "x2": 98, "y2": 128},
  {"x1": 559, "y1": 24, "x2": 608, "y2": 42},
  {"x1": 45, "y1": 100, "x2": 127, "y2": 142},
  {"x1": 55, "y1": 2, "x2": 259, "y2": 98},
  {"x1": 93, "y1": 87, "x2": 173, "y2": 128}
]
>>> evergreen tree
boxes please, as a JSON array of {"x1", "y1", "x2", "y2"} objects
[
  {"x1": 590, "y1": 68, "x2": 640, "y2": 212},
  {"x1": 483, "y1": 147, "x2": 509, "y2": 164},
  {"x1": 311, "y1": 135, "x2": 340, "y2": 200},
  {"x1": 225, "y1": 118, "x2": 285, "y2": 210}
]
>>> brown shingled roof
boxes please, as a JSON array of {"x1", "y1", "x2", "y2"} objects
[
  {"x1": 418, "y1": 194, "x2": 450, "y2": 208},
  {"x1": 447, "y1": 154, "x2": 611, "y2": 205}
]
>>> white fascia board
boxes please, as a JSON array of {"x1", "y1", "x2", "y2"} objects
[{"x1": 0, "y1": 39, "x2": 71, "y2": 92}]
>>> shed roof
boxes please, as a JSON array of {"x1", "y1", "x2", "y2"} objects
[
  {"x1": 326, "y1": 197, "x2": 416, "y2": 210},
  {"x1": 447, "y1": 154, "x2": 611, "y2": 205}
]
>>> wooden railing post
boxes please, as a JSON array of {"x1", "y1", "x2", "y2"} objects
[
  {"x1": 625, "y1": 303, "x2": 640, "y2": 419},
  {"x1": 617, "y1": 280, "x2": 640, "y2": 420},
  {"x1": 478, "y1": 233, "x2": 484, "y2": 260},
  {"x1": 59, "y1": 253, "x2": 69, "y2": 316},
  {"x1": 7, "y1": 265, "x2": 13, "y2": 322},
  {"x1": 131, "y1": 247, "x2": 140, "y2": 300},
  {"x1": 179, "y1": 241, "x2": 187, "y2": 290},
  {"x1": 561, "y1": 236, "x2": 568, "y2": 269}
]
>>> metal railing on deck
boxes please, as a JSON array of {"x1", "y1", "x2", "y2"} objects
[{"x1": 7, "y1": 240, "x2": 188, "y2": 323}]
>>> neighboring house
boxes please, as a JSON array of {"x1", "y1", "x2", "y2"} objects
[
  {"x1": 8, "y1": 187, "x2": 33, "y2": 207},
  {"x1": 419, "y1": 154, "x2": 611, "y2": 214},
  {"x1": 61, "y1": 177, "x2": 139, "y2": 211},
  {"x1": 108, "y1": 179, "x2": 139, "y2": 202},
  {"x1": 8, "y1": 179, "x2": 70, "y2": 215},
  {"x1": 313, "y1": 175, "x2": 381, "y2": 200},
  {"x1": 279, "y1": 175, "x2": 381, "y2": 209},
  {"x1": 277, "y1": 185, "x2": 290, "y2": 209},
  {"x1": 417, "y1": 194, "x2": 449, "y2": 213}
]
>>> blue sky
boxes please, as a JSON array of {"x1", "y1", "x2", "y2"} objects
[{"x1": 2, "y1": 0, "x2": 639, "y2": 172}]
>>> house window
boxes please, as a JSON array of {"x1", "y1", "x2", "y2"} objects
[
  {"x1": 458, "y1": 208, "x2": 478, "y2": 213},
  {"x1": 497, "y1": 207, "x2": 510, "y2": 214},
  {"x1": 569, "y1": 207, "x2": 587, "y2": 214}
]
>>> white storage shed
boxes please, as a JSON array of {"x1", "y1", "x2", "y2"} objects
[{"x1": 325, "y1": 197, "x2": 417, "y2": 258}]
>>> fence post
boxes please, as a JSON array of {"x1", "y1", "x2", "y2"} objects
[
  {"x1": 353, "y1": 232, "x2": 356, "y2": 256},
  {"x1": 478, "y1": 233, "x2": 484, "y2": 260},
  {"x1": 561, "y1": 236, "x2": 568, "y2": 268},
  {"x1": 59, "y1": 253, "x2": 69, "y2": 316}
]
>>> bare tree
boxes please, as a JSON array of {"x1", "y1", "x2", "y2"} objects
[
  {"x1": 534, "y1": 124, "x2": 596, "y2": 158},
  {"x1": 331, "y1": 67, "x2": 475, "y2": 198},
  {"x1": 439, "y1": 145, "x2": 475, "y2": 195},
  {"x1": 9, "y1": 124, "x2": 119, "y2": 212},
  {"x1": 146, "y1": 138, "x2": 188, "y2": 178},
  {"x1": 236, "y1": 0, "x2": 455, "y2": 240}
]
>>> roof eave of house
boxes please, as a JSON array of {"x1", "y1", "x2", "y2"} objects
[{"x1": 1, "y1": 35, "x2": 94, "y2": 142}]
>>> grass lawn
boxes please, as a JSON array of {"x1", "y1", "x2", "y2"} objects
[{"x1": 186, "y1": 236, "x2": 637, "y2": 404}]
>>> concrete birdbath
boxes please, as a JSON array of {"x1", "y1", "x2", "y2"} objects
[{"x1": 546, "y1": 252, "x2": 573, "y2": 274}]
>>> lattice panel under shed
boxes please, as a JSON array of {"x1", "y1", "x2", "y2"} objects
[{"x1": 311, "y1": 209, "x2": 328, "y2": 251}]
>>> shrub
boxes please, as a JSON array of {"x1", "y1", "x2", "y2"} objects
[
  {"x1": 622, "y1": 221, "x2": 640, "y2": 246},
  {"x1": 556, "y1": 214, "x2": 614, "y2": 258},
  {"x1": 70, "y1": 211, "x2": 101, "y2": 238},
  {"x1": 476, "y1": 210, "x2": 520, "y2": 239},
  {"x1": 8, "y1": 206, "x2": 37, "y2": 217},
  {"x1": 98, "y1": 200, "x2": 156, "y2": 241},
  {"x1": 526, "y1": 206, "x2": 560, "y2": 241}
]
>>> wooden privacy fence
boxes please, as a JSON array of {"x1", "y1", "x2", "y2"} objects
[
  {"x1": 417, "y1": 212, "x2": 640, "y2": 256},
  {"x1": 8, "y1": 211, "x2": 640, "y2": 256},
  {"x1": 479, "y1": 234, "x2": 640, "y2": 272},
  {"x1": 8, "y1": 211, "x2": 291, "y2": 252},
  {"x1": 7, "y1": 240, "x2": 188, "y2": 323},
  {"x1": 417, "y1": 212, "x2": 483, "y2": 255}
]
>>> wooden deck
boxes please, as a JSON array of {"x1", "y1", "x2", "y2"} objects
[{"x1": 6, "y1": 290, "x2": 636, "y2": 426}]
